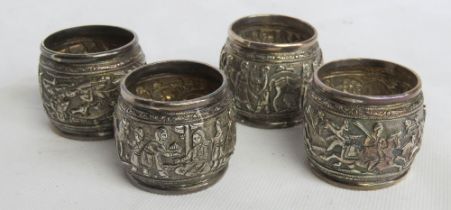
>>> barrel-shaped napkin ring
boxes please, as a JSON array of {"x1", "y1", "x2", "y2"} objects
[
  {"x1": 304, "y1": 58, "x2": 425, "y2": 190},
  {"x1": 39, "y1": 25, "x2": 146, "y2": 139},
  {"x1": 114, "y1": 61, "x2": 236, "y2": 193},
  {"x1": 220, "y1": 14, "x2": 323, "y2": 128}
]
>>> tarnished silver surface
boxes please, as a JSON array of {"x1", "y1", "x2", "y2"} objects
[
  {"x1": 220, "y1": 14, "x2": 323, "y2": 128},
  {"x1": 304, "y1": 58, "x2": 425, "y2": 190},
  {"x1": 114, "y1": 61, "x2": 236, "y2": 193},
  {"x1": 39, "y1": 25, "x2": 145, "y2": 140}
]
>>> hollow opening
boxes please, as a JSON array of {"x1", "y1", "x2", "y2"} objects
[
  {"x1": 317, "y1": 60, "x2": 418, "y2": 96},
  {"x1": 231, "y1": 15, "x2": 315, "y2": 44},
  {"x1": 43, "y1": 25, "x2": 134, "y2": 54},
  {"x1": 126, "y1": 63, "x2": 223, "y2": 102}
]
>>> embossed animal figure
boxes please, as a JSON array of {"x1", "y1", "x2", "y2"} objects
[{"x1": 376, "y1": 131, "x2": 403, "y2": 172}]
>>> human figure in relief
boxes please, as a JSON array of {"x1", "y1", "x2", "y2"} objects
[
  {"x1": 358, "y1": 123, "x2": 386, "y2": 172},
  {"x1": 324, "y1": 120, "x2": 358, "y2": 167},
  {"x1": 142, "y1": 127, "x2": 169, "y2": 178},
  {"x1": 246, "y1": 64, "x2": 270, "y2": 113},
  {"x1": 117, "y1": 118, "x2": 130, "y2": 161},
  {"x1": 227, "y1": 59, "x2": 246, "y2": 109},
  {"x1": 400, "y1": 134, "x2": 420, "y2": 163},
  {"x1": 304, "y1": 105, "x2": 324, "y2": 153},
  {"x1": 325, "y1": 120, "x2": 349, "y2": 153},
  {"x1": 175, "y1": 129, "x2": 211, "y2": 177},
  {"x1": 129, "y1": 127, "x2": 145, "y2": 173},
  {"x1": 211, "y1": 120, "x2": 225, "y2": 170}
]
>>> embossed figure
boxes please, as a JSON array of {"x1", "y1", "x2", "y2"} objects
[
  {"x1": 175, "y1": 129, "x2": 211, "y2": 177},
  {"x1": 324, "y1": 120, "x2": 361, "y2": 167},
  {"x1": 398, "y1": 134, "x2": 420, "y2": 165},
  {"x1": 70, "y1": 84, "x2": 94, "y2": 116},
  {"x1": 221, "y1": 57, "x2": 241, "y2": 108},
  {"x1": 130, "y1": 127, "x2": 145, "y2": 172},
  {"x1": 245, "y1": 64, "x2": 270, "y2": 113},
  {"x1": 356, "y1": 122, "x2": 386, "y2": 172},
  {"x1": 301, "y1": 63, "x2": 312, "y2": 107},
  {"x1": 117, "y1": 118, "x2": 130, "y2": 160},
  {"x1": 325, "y1": 120, "x2": 349, "y2": 152},
  {"x1": 41, "y1": 78, "x2": 74, "y2": 122},
  {"x1": 304, "y1": 105, "x2": 328, "y2": 153},
  {"x1": 50, "y1": 98, "x2": 70, "y2": 122},
  {"x1": 211, "y1": 120, "x2": 225, "y2": 170},
  {"x1": 224, "y1": 107, "x2": 236, "y2": 155},
  {"x1": 141, "y1": 127, "x2": 169, "y2": 178},
  {"x1": 225, "y1": 58, "x2": 247, "y2": 110},
  {"x1": 376, "y1": 131, "x2": 403, "y2": 172}
]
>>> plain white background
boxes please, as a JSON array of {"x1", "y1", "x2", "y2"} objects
[{"x1": 1, "y1": 0, "x2": 450, "y2": 209}]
